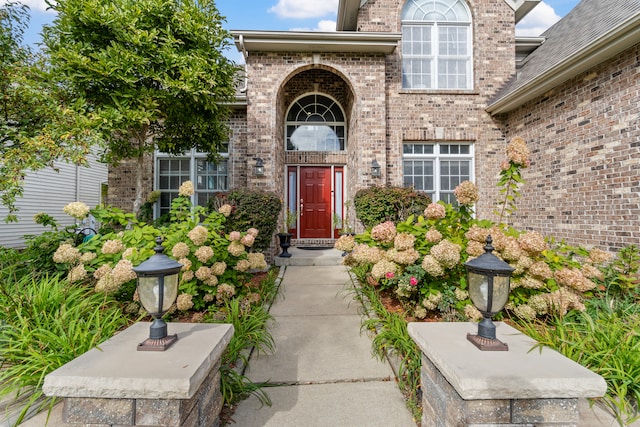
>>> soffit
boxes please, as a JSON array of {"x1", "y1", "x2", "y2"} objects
[
  {"x1": 233, "y1": 30, "x2": 400, "y2": 54},
  {"x1": 489, "y1": 0, "x2": 640, "y2": 114}
]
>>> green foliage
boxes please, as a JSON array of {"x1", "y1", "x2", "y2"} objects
[
  {"x1": 346, "y1": 137, "x2": 638, "y2": 423},
  {"x1": 495, "y1": 162, "x2": 525, "y2": 224},
  {"x1": 348, "y1": 269, "x2": 421, "y2": 421},
  {"x1": 602, "y1": 245, "x2": 640, "y2": 298},
  {"x1": 0, "y1": 2, "x2": 94, "y2": 221},
  {"x1": 213, "y1": 189, "x2": 282, "y2": 251},
  {"x1": 42, "y1": 0, "x2": 239, "y2": 213},
  {"x1": 210, "y1": 297, "x2": 275, "y2": 406},
  {"x1": 20, "y1": 231, "x2": 74, "y2": 276},
  {"x1": 0, "y1": 274, "x2": 126, "y2": 425},
  {"x1": 518, "y1": 300, "x2": 640, "y2": 425},
  {"x1": 494, "y1": 136, "x2": 531, "y2": 226},
  {"x1": 354, "y1": 186, "x2": 431, "y2": 229}
]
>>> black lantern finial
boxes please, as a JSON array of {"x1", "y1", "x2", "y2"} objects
[{"x1": 465, "y1": 235, "x2": 514, "y2": 351}]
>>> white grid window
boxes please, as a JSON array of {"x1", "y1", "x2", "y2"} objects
[
  {"x1": 402, "y1": 0, "x2": 472, "y2": 90},
  {"x1": 156, "y1": 148, "x2": 228, "y2": 217},
  {"x1": 403, "y1": 142, "x2": 474, "y2": 205},
  {"x1": 286, "y1": 93, "x2": 346, "y2": 152}
]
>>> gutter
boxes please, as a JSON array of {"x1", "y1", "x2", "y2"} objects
[
  {"x1": 237, "y1": 34, "x2": 248, "y2": 94},
  {"x1": 232, "y1": 30, "x2": 400, "y2": 55},
  {"x1": 488, "y1": 12, "x2": 640, "y2": 114}
]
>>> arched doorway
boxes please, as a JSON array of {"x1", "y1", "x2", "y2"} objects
[{"x1": 284, "y1": 93, "x2": 348, "y2": 239}]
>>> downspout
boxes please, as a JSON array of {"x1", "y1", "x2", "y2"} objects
[{"x1": 238, "y1": 34, "x2": 249, "y2": 93}]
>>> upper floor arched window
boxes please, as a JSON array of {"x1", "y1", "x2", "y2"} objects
[
  {"x1": 401, "y1": 0, "x2": 473, "y2": 90},
  {"x1": 286, "y1": 94, "x2": 346, "y2": 151}
]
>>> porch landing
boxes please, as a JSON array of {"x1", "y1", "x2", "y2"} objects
[{"x1": 274, "y1": 246, "x2": 344, "y2": 266}]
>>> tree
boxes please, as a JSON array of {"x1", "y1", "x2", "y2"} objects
[
  {"x1": 43, "y1": 0, "x2": 239, "y2": 214},
  {"x1": 0, "y1": 1, "x2": 93, "y2": 222}
]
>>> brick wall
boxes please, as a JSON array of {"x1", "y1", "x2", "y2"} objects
[
  {"x1": 375, "y1": 0, "x2": 515, "y2": 221},
  {"x1": 244, "y1": 52, "x2": 388, "y2": 198},
  {"x1": 107, "y1": 156, "x2": 154, "y2": 213},
  {"x1": 228, "y1": 108, "x2": 248, "y2": 190},
  {"x1": 500, "y1": 43, "x2": 640, "y2": 250}
]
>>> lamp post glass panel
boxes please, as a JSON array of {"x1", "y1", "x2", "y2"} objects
[
  {"x1": 133, "y1": 237, "x2": 183, "y2": 351},
  {"x1": 254, "y1": 157, "x2": 265, "y2": 176},
  {"x1": 371, "y1": 159, "x2": 381, "y2": 178},
  {"x1": 465, "y1": 235, "x2": 514, "y2": 351}
]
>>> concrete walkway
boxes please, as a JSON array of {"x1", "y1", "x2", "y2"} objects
[{"x1": 230, "y1": 258, "x2": 417, "y2": 426}]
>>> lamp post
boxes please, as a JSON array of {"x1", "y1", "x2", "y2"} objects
[
  {"x1": 133, "y1": 237, "x2": 182, "y2": 351},
  {"x1": 465, "y1": 235, "x2": 514, "y2": 351}
]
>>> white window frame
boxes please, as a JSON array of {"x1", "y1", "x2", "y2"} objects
[
  {"x1": 285, "y1": 93, "x2": 347, "y2": 152},
  {"x1": 403, "y1": 142, "x2": 475, "y2": 204},
  {"x1": 401, "y1": 0, "x2": 473, "y2": 90},
  {"x1": 155, "y1": 148, "x2": 229, "y2": 218}
]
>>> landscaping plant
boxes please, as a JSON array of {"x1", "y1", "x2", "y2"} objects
[
  {"x1": 347, "y1": 263, "x2": 422, "y2": 420},
  {"x1": 0, "y1": 181, "x2": 282, "y2": 425},
  {"x1": 0, "y1": 274, "x2": 127, "y2": 425},
  {"x1": 353, "y1": 186, "x2": 431, "y2": 229},
  {"x1": 341, "y1": 136, "x2": 638, "y2": 423}
]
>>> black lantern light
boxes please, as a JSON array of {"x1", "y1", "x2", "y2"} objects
[
  {"x1": 465, "y1": 235, "x2": 514, "y2": 351},
  {"x1": 254, "y1": 157, "x2": 265, "y2": 176},
  {"x1": 371, "y1": 159, "x2": 381, "y2": 178},
  {"x1": 133, "y1": 237, "x2": 182, "y2": 351}
]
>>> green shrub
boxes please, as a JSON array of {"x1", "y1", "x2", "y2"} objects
[
  {"x1": 212, "y1": 189, "x2": 281, "y2": 251},
  {"x1": 354, "y1": 186, "x2": 431, "y2": 228},
  {"x1": 0, "y1": 274, "x2": 126, "y2": 425},
  {"x1": 518, "y1": 299, "x2": 640, "y2": 425}
]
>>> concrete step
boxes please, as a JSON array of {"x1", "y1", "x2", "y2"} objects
[{"x1": 273, "y1": 247, "x2": 345, "y2": 266}]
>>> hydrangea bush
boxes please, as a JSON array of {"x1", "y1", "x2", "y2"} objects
[
  {"x1": 341, "y1": 137, "x2": 613, "y2": 322},
  {"x1": 53, "y1": 182, "x2": 268, "y2": 315}
]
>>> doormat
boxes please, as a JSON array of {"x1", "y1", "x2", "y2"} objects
[{"x1": 296, "y1": 246, "x2": 334, "y2": 250}]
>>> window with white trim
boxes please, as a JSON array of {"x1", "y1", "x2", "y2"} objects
[
  {"x1": 401, "y1": 0, "x2": 472, "y2": 90},
  {"x1": 403, "y1": 142, "x2": 474, "y2": 204},
  {"x1": 156, "y1": 148, "x2": 228, "y2": 217},
  {"x1": 286, "y1": 93, "x2": 346, "y2": 151}
]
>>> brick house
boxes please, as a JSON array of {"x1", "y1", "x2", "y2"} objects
[{"x1": 108, "y1": 0, "x2": 640, "y2": 252}]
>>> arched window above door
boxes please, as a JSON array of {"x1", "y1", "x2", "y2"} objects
[{"x1": 286, "y1": 94, "x2": 346, "y2": 151}]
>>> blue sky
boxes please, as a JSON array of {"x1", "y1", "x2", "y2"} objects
[{"x1": 9, "y1": 0, "x2": 580, "y2": 62}]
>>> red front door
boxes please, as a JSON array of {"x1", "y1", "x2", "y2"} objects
[{"x1": 300, "y1": 167, "x2": 332, "y2": 238}]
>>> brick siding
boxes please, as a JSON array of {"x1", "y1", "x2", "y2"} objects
[{"x1": 500, "y1": 43, "x2": 640, "y2": 250}]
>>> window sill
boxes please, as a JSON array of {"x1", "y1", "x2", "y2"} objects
[{"x1": 398, "y1": 89, "x2": 479, "y2": 95}]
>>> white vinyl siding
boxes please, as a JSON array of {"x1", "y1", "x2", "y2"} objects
[{"x1": 0, "y1": 151, "x2": 107, "y2": 248}]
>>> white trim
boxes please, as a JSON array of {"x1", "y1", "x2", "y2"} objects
[
  {"x1": 488, "y1": 11, "x2": 640, "y2": 114},
  {"x1": 232, "y1": 30, "x2": 400, "y2": 54},
  {"x1": 402, "y1": 142, "x2": 475, "y2": 203},
  {"x1": 285, "y1": 93, "x2": 348, "y2": 152}
]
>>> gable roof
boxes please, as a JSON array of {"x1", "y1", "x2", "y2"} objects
[{"x1": 489, "y1": 0, "x2": 640, "y2": 114}]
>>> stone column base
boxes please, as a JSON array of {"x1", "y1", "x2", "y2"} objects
[{"x1": 44, "y1": 322, "x2": 234, "y2": 427}]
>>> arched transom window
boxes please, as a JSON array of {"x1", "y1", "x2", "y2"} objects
[
  {"x1": 402, "y1": 0, "x2": 473, "y2": 90},
  {"x1": 286, "y1": 94, "x2": 346, "y2": 151}
]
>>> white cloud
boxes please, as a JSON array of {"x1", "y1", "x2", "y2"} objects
[
  {"x1": 515, "y1": 1, "x2": 561, "y2": 36},
  {"x1": 268, "y1": 0, "x2": 339, "y2": 19},
  {"x1": 0, "y1": 0, "x2": 55, "y2": 13},
  {"x1": 290, "y1": 20, "x2": 337, "y2": 32}
]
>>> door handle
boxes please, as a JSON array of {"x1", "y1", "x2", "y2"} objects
[{"x1": 300, "y1": 199, "x2": 304, "y2": 216}]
